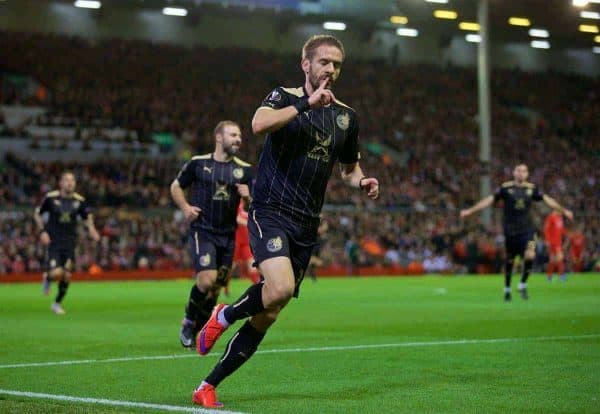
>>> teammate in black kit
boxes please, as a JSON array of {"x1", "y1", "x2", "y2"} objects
[
  {"x1": 34, "y1": 171, "x2": 100, "y2": 315},
  {"x1": 191, "y1": 35, "x2": 380, "y2": 408},
  {"x1": 461, "y1": 164, "x2": 573, "y2": 301},
  {"x1": 171, "y1": 120, "x2": 253, "y2": 348}
]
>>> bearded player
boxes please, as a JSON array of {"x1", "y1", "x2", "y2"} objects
[
  {"x1": 171, "y1": 121, "x2": 253, "y2": 348},
  {"x1": 191, "y1": 35, "x2": 379, "y2": 408}
]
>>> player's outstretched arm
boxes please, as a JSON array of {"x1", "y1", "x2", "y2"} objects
[
  {"x1": 340, "y1": 162, "x2": 379, "y2": 200},
  {"x1": 170, "y1": 179, "x2": 201, "y2": 222},
  {"x1": 460, "y1": 195, "x2": 494, "y2": 219},
  {"x1": 542, "y1": 194, "x2": 574, "y2": 220},
  {"x1": 33, "y1": 207, "x2": 51, "y2": 245}
]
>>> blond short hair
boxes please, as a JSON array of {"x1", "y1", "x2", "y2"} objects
[{"x1": 302, "y1": 35, "x2": 345, "y2": 61}]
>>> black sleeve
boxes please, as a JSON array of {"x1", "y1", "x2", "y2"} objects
[
  {"x1": 533, "y1": 185, "x2": 544, "y2": 201},
  {"x1": 175, "y1": 160, "x2": 196, "y2": 189},
  {"x1": 37, "y1": 196, "x2": 52, "y2": 214},
  {"x1": 78, "y1": 199, "x2": 91, "y2": 220},
  {"x1": 493, "y1": 186, "x2": 504, "y2": 202},
  {"x1": 339, "y1": 113, "x2": 360, "y2": 164},
  {"x1": 259, "y1": 87, "x2": 291, "y2": 110}
]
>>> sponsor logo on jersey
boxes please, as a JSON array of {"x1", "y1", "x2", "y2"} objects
[
  {"x1": 213, "y1": 183, "x2": 230, "y2": 201},
  {"x1": 307, "y1": 131, "x2": 332, "y2": 163}
]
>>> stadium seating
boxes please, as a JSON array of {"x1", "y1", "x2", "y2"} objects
[{"x1": 0, "y1": 31, "x2": 598, "y2": 275}]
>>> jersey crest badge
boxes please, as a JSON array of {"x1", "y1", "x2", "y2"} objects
[
  {"x1": 267, "y1": 236, "x2": 283, "y2": 253},
  {"x1": 336, "y1": 112, "x2": 350, "y2": 130},
  {"x1": 233, "y1": 168, "x2": 244, "y2": 179},
  {"x1": 200, "y1": 253, "x2": 211, "y2": 267}
]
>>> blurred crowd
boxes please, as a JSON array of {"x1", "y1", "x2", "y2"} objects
[
  {"x1": 1, "y1": 31, "x2": 599, "y2": 275},
  {"x1": 0, "y1": 209, "x2": 190, "y2": 274}
]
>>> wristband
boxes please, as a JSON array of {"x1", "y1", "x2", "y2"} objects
[
  {"x1": 293, "y1": 96, "x2": 310, "y2": 114},
  {"x1": 358, "y1": 177, "x2": 368, "y2": 189}
]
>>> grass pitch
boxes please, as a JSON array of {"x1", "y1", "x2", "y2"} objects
[{"x1": 0, "y1": 274, "x2": 598, "y2": 413}]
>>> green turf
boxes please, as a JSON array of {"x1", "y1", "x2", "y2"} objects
[{"x1": 0, "y1": 274, "x2": 599, "y2": 414}]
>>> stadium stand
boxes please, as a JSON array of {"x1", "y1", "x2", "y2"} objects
[{"x1": 1, "y1": 31, "x2": 598, "y2": 276}]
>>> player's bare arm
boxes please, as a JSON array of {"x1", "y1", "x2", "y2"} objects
[
  {"x1": 170, "y1": 179, "x2": 201, "y2": 222},
  {"x1": 460, "y1": 195, "x2": 494, "y2": 218},
  {"x1": 252, "y1": 79, "x2": 335, "y2": 135},
  {"x1": 236, "y1": 214, "x2": 248, "y2": 227},
  {"x1": 340, "y1": 162, "x2": 379, "y2": 200},
  {"x1": 86, "y1": 214, "x2": 101, "y2": 242},
  {"x1": 235, "y1": 183, "x2": 251, "y2": 202},
  {"x1": 34, "y1": 206, "x2": 51, "y2": 245},
  {"x1": 542, "y1": 194, "x2": 574, "y2": 220}
]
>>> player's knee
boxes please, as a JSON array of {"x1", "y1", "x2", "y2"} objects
[
  {"x1": 196, "y1": 272, "x2": 215, "y2": 291},
  {"x1": 263, "y1": 282, "x2": 294, "y2": 306},
  {"x1": 63, "y1": 271, "x2": 72, "y2": 281},
  {"x1": 50, "y1": 268, "x2": 65, "y2": 281},
  {"x1": 524, "y1": 250, "x2": 535, "y2": 261}
]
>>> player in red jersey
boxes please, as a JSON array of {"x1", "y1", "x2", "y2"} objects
[
  {"x1": 544, "y1": 210, "x2": 566, "y2": 281},
  {"x1": 568, "y1": 224, "x2": 585, "y2": 272},
  {"x1": 232, "y1": 201, "x2": 260, "y2": 285}
]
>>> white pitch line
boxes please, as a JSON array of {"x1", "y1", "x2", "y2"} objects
[
  {"x1": 0, "y1": 333, "x2": 598, "y2": 370},
  {"x1": 0, "y1": 389, "x2": 245, "y2": 414}
]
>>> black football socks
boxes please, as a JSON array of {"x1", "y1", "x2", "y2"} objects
[
  {"x1": 55, "y1": 280, "x2": 69, "y2": 303},
  {"x1": 185, "y1": 284, "x2": 208, "y2": 322},
  {"x1": 504, "y1": 258, "x2": 513, "y2": 290},
  {"x1": 204, "y1": 321, "x2": 265, "y2": 387},
  {"x1": 223, "y1": 282, "x2": 265, "y2": 325},
  {"x1": 521, "y1": 259, "x2": 533, "y2": 284}
]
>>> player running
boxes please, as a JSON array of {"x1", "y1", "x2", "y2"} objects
[
  {"x1": 461, "y1": 164, "x2": 573, "y2": 301},
  {"x1": 171, "y1": 120, "x2": 253, "y2": 349},
  {"x1": 34, "y1": 171, "x2": 100, "y2": 315},
  {"x1": 544, "y1": 210, "x2": 567, "y2": 281},
  {"x1": 191, "y1": 35, "x2": 379, "y2": 408}
]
